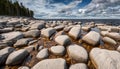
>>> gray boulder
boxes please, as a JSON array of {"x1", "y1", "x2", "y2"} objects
[
  {"x1": 6, "y1": 49, "x2": 29, "y2": 65},
  {"x1": 30, "y1": 23, "x2": 45, "y2": 30},
  {"x1": 50, "y1": 46, "x2": 65, "y2": 56},
  {"x1": 36, "y1": 48, "x2": 49, "y2": 59},
  {"x1": 32, "y1": 58, "x2": 67, "y2": 69},
  {"x1": 90, "y1": 48, "x2": 120, "y2": 69},
  {"x1": 67, "y1": 44, "x2": 88, "y2": 63},
  {"x1": 55, "y1": 35, "x2": 71, "y2": 46},
  {"x1": 0, "y1": 47, "x2": 15, "y2": 65},
  {"x1": 24, "y1": 30, "x2": 40, "y2": 38},
  {"x1": 14, "y1": 38, "x2": 33, "y2": 47},
  {"x1": 68, "y1": 26, "x2": 81, "y2": 39},
  {"x1": 41, "y1": 28, "x2": 56, "y2": 38},
  {"x1": 102, "y1": 37, "x2": 117, "y2": 45},
  {"x1": 82, "y1": 31, "x2": 100, "y2": 46},
  {"x1": 69, "y1": 63, "x2": 88, "y2": 69}
]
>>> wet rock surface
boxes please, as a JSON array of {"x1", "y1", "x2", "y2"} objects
[{"x1": 0, "y1": 16, "x2": 120, "y2": 69}]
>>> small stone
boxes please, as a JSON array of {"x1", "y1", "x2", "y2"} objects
[
  {"x1": 54, "y1": 31, "x2": 65, "y2": 38},
  {"x1": 28, "y1": 40, "x2": 38, "y2": 45},
  {"x1": 0, "y1": 27, "x2": 13, "y2": 33},
  {"x1": 2, "y1": 32, "x2": 24, "y2": 41},
  {"x1": 38, "y1": 46, "x2": 44, "y2": 51},
  {"x1": 24, "y1": 30, "x2": 40, "y2": 38},
  {"x1": 32, "y1": 58, "x2": 67, "y2": 69},
  {"x1": 36, "y1": 48, "x2": 49, "y2": 59},
  {"x1": 55, "y1": 35, "x2": 71, "y2": 46},
  {"x1": 90, "y1": 48, "x2": 120, "y2": 69},
  {"x1": 30, "y1": 23, "x2": 45, "y2": 30},
  {"x1": 14, "y1": 38, "x2": 33, "y2": 47},
  {"x1": 117, "y1": 46, "x2": 120, "y2": 52},
  {"x1": 0, "y1": 47, "x2": 15, "y2": 65},
  {"x1": 82, "y1": 31, "x2": 100, "y2": 46},
  {"x1": 6, "y1": 49, "x2": 29, "y2": 65},
  {"x1": 41, "y1": 28, "x2": 56, "y2": 38},
  {"x1": 69, "y1": 63, "x2": 88, "y2": 69},
  {"x1": 50, "y1": 45, "x2": 65, "y2": 56},
  {"x1": 18, "y1": 66, "x2": 29, "y2": 69},
  {"x1": 67, "y1": 44, "x2": 88, "y2": 63},
  {"x1": 69, "y1": 26, "x2": 81, "y2": 39},
  {"x1": 24, "y1": 45, "x2": 35, "y2": 53},
  {"x1": 102, "y1": 37, "x2": 117, "y2": 45},
  {"x1": 54, "y1": 25, "x2": 64, "y2": 31},
  {"x1": 106, "y1": 32, "x2": 120, "y2": 41},
  {"x1": 100, "y1": 31, "x2": 109, "y2": 36}
]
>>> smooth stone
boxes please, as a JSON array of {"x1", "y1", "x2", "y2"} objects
[
  {"x1": 14, "y1": 38, "x2": 33, "y2": 47},
  {"x1": 38, "y1": 46, "x2": 44, "y2": 51},
  {"x1": 68, "y1": 26, "x2": 81, "y2": 40},
  {"x1": 102, "y1": 37, "x2": 117, "y2": 45},
  {"x1": 0, "y1": 47, "x2": 15, "y2": 65},
  {"x1": 54, "y1": 25, "x2": 64, "y2": 31},
  {"x1": 0, "y1": 27, "x2": 13, "y2": 33},
  {"x1": 18, "y1": 66, "x2": 29, "y2": 69},
  {"x1": 117, "y1": 46, "x2": 120, "y2": 52},
  {"x1": 82, "y1": 26, "x2": 91, "y2": 32},
  {"x1": 6, "y1": 49, "x2": 29, "y2": 65},
  {"x1": 36, "y1": 48, "x2": 49, "y2": 59},
  {"x1": 2, "y1": 32, "x2": 24, "y2": 41},
  {"x1": 106, "y1": 32, "x2": 120, "y2": 41},
  {"x1": 41, "y1": 28, "x2": 56, "y2": 38},
  {"x1": 69, "y1": 63, "x2": 88, "y2": 69},
  {"x1": 64, "y1": 26, "x2": 73, "y2": 32},
  {"x1": 32, "y1": 58, "x2": 67, "y2": 69},
  {"x1": 90, "y1": 48, "x2": 120, "y2": 69},
  {"x1": 67, "y1": 44, "x2": 88, "y2": 63},
  {"x1": 54, "y1": 31, "x2": 65, "y2": 38},
  {"x1": 82, "y1": 31, "x2": 100, "y2": 46},
  {"x1": 24, "y1": 30, "x2": 40, "y2": 38},
  {"x1": 30, "y1": 23, "x2": 45, "y2": 30},
  {"x1": 55, "y1": 35, "x2": 71, "y2": 46},
  {"x1": 24, "y1": 45, "x2": 35, "y2": 53},
  {"x1": 28, "y1": 40, "x2": 38, "y2": 45},
  {"x1": 100, "y1": 31, "x2": 109, "y2": 36},
  {"x1": 50, "y1": 45, "x2": 65, "y2": 56}
]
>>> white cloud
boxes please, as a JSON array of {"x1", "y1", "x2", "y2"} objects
[{"x1": 11, "y1": 0, "x2": 120, "y2": 18}]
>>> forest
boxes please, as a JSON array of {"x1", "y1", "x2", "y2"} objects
[{"x1": 0, "y1": 0, "x2": 34, "y2": 17}]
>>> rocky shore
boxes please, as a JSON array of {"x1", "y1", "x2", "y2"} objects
[{"x1": 0, "y1": 16, "x2": 120, "y2": 69}]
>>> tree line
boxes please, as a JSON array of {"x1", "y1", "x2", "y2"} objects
[{"x1": 0, "y1": 0, "x2": 34, "y2": 17}]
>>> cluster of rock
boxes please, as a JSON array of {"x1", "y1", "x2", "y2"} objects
[{"x1": 0, "y1": 16, "x2": 120, "y2": 69}]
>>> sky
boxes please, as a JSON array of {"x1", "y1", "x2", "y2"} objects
[{"x1": 11, "y1": 0, "x2": 120, "y2": 19}]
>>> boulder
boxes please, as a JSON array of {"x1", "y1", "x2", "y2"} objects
[
  {"x1": 100, "y1": 31, "x2": 109, "y2": 36},
  {"x1": 18, "y1": 66, "x2": 29, "y2": 69},
  {"x1": 102, "y1": 37, "x2": 117, "y2": 45},
  {"x1": 36, "y1": 48, "x2": 49, "y2": 59},
  {"x1": 2, "y1": 32, "x2": 24, "y2": 42},
  {"x1": 32, "y1": 58, "x2": 67, "y2": 69},
  {"x1": 106, "y1": 32, "x2": 120, "y2": 41},
  {"x1": 24, "y1": 30, "x2": 40, "y2": 38},
  {"x1": 90, "y1": 48, "x2": 120, "y2": 69},
  {"x1": 41, "y1": 28, "x2": 56, "y2": 38},
  {"x1": 68, "y1": 26, "x2": 81, "y2": 39},
  {"x1": 0, "y1": 47, "x2": 15, "y2": 65},
  {"x1": 82, "y1": 26, "x2": 91, "y2": 32},
  {"x1": 67, "y1": 44, "x2": 88, "y2": 63},
  {"x1": 14, "y1": 38, "x2": 33, "y2": 47},
  {"x1": 30, "y1": 23, "x2": 45, "y2": 30},
  {"x1": 50, "y1": 45, "x2": 65, "y2": 56},
  {"x1": 69, "y1": 63, "x2": 88, "y2": 69},
  {"x1": 55, "y1": 35, "x2": 71, "y2": 46},
  {"x1": 0, "y1": 27, "x2": 13, "y2": 33},
  {"x1": 24, "y1": 45, "x2": 35, "y2": 53},
  {"x1": 54, "y1": 25, "x2": 64, "y2": 31},
  {"x1": 82, "y1": 31, "x2": 100, "y2": 46},
  {"x1": 6, "y1": 49, "x2": 29, "y2": 65}
]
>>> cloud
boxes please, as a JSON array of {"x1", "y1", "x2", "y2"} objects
[{"x1": 11, "y1": 0, "x2": 120, "y2": 18}]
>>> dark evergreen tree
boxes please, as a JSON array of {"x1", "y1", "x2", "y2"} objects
[{"x1": 0, "y1": 0, "x2": 34, "y2": 17}]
